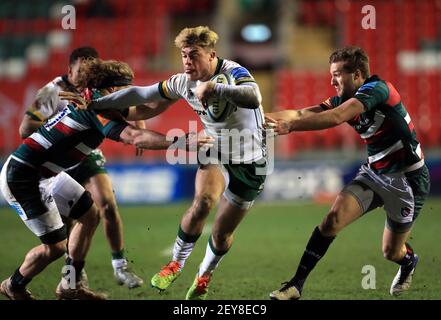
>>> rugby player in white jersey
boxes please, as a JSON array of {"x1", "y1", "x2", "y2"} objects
[
  {"x1": 62, "y1": 26, "x2": 268, "y2": 300},
  {"x1": 18, "y1": 47, "x2": 144, "y2": 289}
]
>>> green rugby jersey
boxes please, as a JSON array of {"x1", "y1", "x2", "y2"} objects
[
  {"x1": 320, "y1": 75, "x2": 423, "y2": 174},
  {"x1": 12, "y1": 104, "x2": 128, "y2": 177}
]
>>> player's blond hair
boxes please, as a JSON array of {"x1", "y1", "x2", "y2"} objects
[
  {"x1": 174, "y1": 26, "x2": 219, "y2": 49},
  {"x1": 77, "y1": 58, "x2": 134, "y2": 89}
]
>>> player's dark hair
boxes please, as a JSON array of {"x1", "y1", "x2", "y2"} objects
[
  {"x1": 329, "y1": 46, "x2": 370, "y2": 78},
  {"x1": 69, "y1": 46, "x2": 99, "y2": 65}
]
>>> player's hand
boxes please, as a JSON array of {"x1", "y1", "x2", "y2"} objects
[
  {"x1": 174, "y1": 132, "x2": 215, "y2": 151},
  {"x1": 59, "y1": 91, "x2": 90, "y2": 110},
  {"x1": 265, "y1": 115, "x2": 291, "y2": 135},
  {"x1": 195, "y1": 81, "x2": 216, "y2": 109},
  {"x1": 192, "y1": 132, "x2": 215, "y2": 152}
]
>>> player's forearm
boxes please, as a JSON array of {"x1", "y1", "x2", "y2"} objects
[
  {"x1": 119, "y1": 126, "x2": 172, "y2": 149},
  {"x1": 289, "y1": 99, "x2": 364, "y2": 131},
  {"x1": 125, "y1": 100, "x2": 172, "y2": 121},
  {"x1": 214, "y1": 82, "x2": 261, "y2": 109},
  {"x1": 133, "y1": 130, "x2": 173, "y2": 150},
  {"x1": 297, "y1": 105, "x2": 324, "y2": 117},
  {"x1": 265, "y1": 106, "x2": 323, "y2": 123},
  {"x1": 290, "y1": 110, "x2": 341, "y2": 131},
  {"x1": 90, "y1": 85, "x2": 162, "y2": 111}
]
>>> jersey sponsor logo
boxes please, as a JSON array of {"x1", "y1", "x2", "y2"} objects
[
  {"x1": 352, "y1": 113, "x2": 375, "y2": 133},
  {"x1": 194, "y1": 109, "x2": 207, "y2": 116},
  {"x1": 11, "y1": 202, "x2": 26, "y2": 219},
  {"x1": 44, "y1": 106, "x2": 71, "y2": 131}
]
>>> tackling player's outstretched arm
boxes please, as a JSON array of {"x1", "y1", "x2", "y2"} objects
[
  {"x1": 118, "y1": 125, "x2": 215, "y2": 151},
  {"x1": 125, "y1": 100, "x2": 175, "y2": 121},
  {"x1": 266, "y1": 105, "x2": 325, "y2": 122},
  {"x1": 289, "y1": 98, "x2": 365, "y2": 132},
  {"x1": 265, "y1": 98, "x2": 364, "y2": 134},
  {"x1": 90, "y1": 84, "x2": 165, "y2": 111},
  {"x1": 119, "y1": 125, "x2": 173, "y2": 150},
  {"x1": 265, "y1": 105, "x2": 325, "y2": 135}
]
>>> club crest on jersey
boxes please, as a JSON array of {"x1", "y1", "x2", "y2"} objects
[
  {"x1": 400, "y1": 207, "x2": 412, "y2": 217},
  {"x1": 206, "y1": 73, "x2": 236, "y2": 122},
  {"x1": 44, "y1": 106, "x2": 71, "y2": 130}
]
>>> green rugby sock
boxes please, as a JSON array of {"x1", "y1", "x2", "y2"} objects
[{"x1": 111, "y1": 249, "x2": 125, "y2": 260}]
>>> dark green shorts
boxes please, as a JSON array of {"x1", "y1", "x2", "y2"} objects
[
  {"x1": 67, "y1": 149, "x2": 107, "y2": 185},
  {"x1": 223, "y1": 160, "x2": 267, "y2": 201}
]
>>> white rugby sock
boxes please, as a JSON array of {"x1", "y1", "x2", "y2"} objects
[
  {"x1": 172, "y1": 236, "x2": 196, "y2": 270},
  {"x1": 198, "y1": 239, "x2": 227, "y2": 277}
]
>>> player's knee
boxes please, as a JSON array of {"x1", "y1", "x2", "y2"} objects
[
  {"x1": 79, "y1": 204, "x2": 101, "y2": 228},
  {"x1": 321, "y1": 209, "x2": 343, "y2": 235},
  {"x1": 99, "y1": 199, "x2": 118, "y2": 221},
  {"x1": 192, "y1": 194, "x2": 216, "y2": 217},
  {"x1": 45, "y1": 241, "x2": 67, "y2": 259}
]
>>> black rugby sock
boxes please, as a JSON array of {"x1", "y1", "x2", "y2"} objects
[
  {"x1": 396, "y1": 242, "x2": 416, "y2": 270},
  {"x1": 10, "y1": 268, "x2": 32, "y2": 289},
  {"x1": 291, "y1": 226, "x2": 335, "y2": 292}
]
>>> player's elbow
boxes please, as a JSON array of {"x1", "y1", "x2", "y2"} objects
[
  {"x1": 239, "y1": 94, "x2": 260, "y2": 109},
  {"x1": 250, "y1": 87, "x2": 262, "y2": 109},
  {"x1": 248, "y1": 96, "x2": 260, "y2": 109},
  {"x1": 239, "y1": 86, "x2": 261, "y2": 109}
]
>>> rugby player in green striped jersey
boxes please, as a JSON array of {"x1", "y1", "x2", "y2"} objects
[
  {"x1": 0, "y1": 59, "x2": 211, "y2": 300},
  {"x1": 18, "y1": 47, "x2": 145, "y2": 289},
  {"x1": 266, "y1": 46, "x2": 430, "y2": 300}
]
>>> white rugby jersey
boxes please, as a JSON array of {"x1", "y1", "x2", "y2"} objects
[
  {"x1": 158, "y1": 59, "x2": 266, "y2": 163},
  {"x1": 27, "y1": 76, "x2": 74, "y2": 121}
]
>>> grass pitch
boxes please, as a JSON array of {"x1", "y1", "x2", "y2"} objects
[{"x1": 1, "y1": 198, "x2": 440, "y2": 300}]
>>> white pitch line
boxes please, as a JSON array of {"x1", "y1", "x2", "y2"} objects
[{"x1": 160, "y1": 223, "x2": 212, "y2": 257}]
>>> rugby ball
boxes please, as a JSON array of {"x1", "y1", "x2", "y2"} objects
[{"x1": 206, "y1": 72, "x2": 236, "y2": 122}]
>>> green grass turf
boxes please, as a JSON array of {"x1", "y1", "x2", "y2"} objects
[{"x1": 1, "y1": 198, "x2": 440, "y2": 300}]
